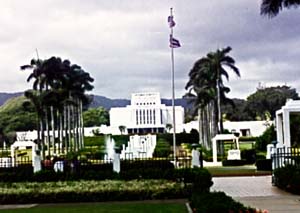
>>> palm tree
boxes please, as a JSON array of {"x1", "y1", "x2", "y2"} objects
[
  {"x1": 185, "y1": 47, "x2": 240, "y2": 149},
  {"x1": 23, "y1": 90, "x2": 46, "y2": 159},
  {"x1": 22, "y1": 56, "x2": 94, "y2": 156},
  {"x1": 205, "y1": 47, "x2": 240, "y2": 133},
  {"x1": 261, "y1": 0, "x2": 300, "y2": 17}
]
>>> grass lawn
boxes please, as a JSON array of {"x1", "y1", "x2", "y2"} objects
[
  {"x1": 0, "y1": 202, "x2": 187, "y2": 213},
  {"x1": 206, "y1": 165, "x2": 271, "y2": 177}
]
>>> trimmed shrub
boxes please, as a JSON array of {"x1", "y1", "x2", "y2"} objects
[
  {"x1": 112, "y1": 135, "x2": 129, "y2": 147},
  {"x1": 255, "y1": 125, "x2": 276, "y2": 151},
  {"x1": 157, "y1": 133, "x2": 199, "y2": 146},
  {"x1": 274, "y1": 165, "x2": 300, "y2": 194},
  {"x1": 175, "y1": 168, "x2": 213, "y2": 194},
  {"x1": 84, "y1": 136, "x2": 105, "y2": 146},
  {"x1": 256, "y1": 159, "x2": 272, "y2": 171},
  {"x1": 222, "y1": 160, "x2": 247, "y2": 166},
  {"x1": 190, "y1": 191, "x2": 255, "y2": 212},
  {"x1": 0, "y1": 165, "x2": 33, "y2": 182},
  {"x1": 241, "y1": 149, "x2": 256, "y2": 164},
  {"x1": 120, "y1": 160, "x2": 175, "y2": 180},
  {"x1": 153, "y1": 139, "x2": 171, "y2": 157},
  {"x1": 0, "y1": 180, "x2": 186, "y2": 204}
]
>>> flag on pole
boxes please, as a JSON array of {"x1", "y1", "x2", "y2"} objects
[
  {"x1": 168, "y1": 15, "x2": 176, "y2": 28},
  {"x1": 169, "y1": 35, "x2": 181, "y2": 48}
]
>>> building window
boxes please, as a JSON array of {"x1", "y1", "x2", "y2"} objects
[
  {"x1": 143, "y1": 110, "x2": 146, "y2": 124},
  {"x1": 153, "y1": 110, "x2": 156, "y2": 125},
  {"x1": 139, "y1": 109, "x2": 142, "y2": 124},
  {"x1": 136, "y1": 110, "x2": 139, "y2": 125},
  {"x1": 146, "y1": 110, "x2": 149, "y2": 124},
  {"x1": 149, "y1": 110, "x2": 152, "y2": 124}
]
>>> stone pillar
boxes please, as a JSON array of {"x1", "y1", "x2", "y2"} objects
[
  {"x1": 283, "y1": 109, "x2": 291, "y2": 147},
  {"x1": 276, "y1": 113, "x2": 283, "y2": 145},
  {"x1": 191, "y1": 149, "x2": 200, "y2": 168},
  {"x1": 113, "y1": 153, "x2": 120, "y2": 173},
  {"x1": 33, "y1": 155, "x2": 42, "y2": 173},
  {"x1": 212, "y1": 138, "x2": 217, "y2": 163}
]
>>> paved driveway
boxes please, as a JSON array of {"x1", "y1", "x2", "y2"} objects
[{"x1": 211, "y1": 175, "x2": 300, "y2": 212}]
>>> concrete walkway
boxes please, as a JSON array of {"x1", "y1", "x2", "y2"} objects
[{"x1": 211, "y1": 175, "x2": 300, "y2": 212}]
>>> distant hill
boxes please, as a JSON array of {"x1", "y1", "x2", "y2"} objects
[
  {"x1": 0, "y1": 92, "x2": 24, "y2": 106},
  {"x1": 0, "y1": 92, "x2": 191, "y2": 110}
]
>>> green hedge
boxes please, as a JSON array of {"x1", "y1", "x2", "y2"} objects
[
  {"x1": 274, "y1": 165, "x2": 300, "y2": 194},
  {"x1": 153, "y1": 139, "x2": 171, "y2": 157},
  {"x1": 241, "y1": 149, "x2": 256, "y2": 164},
  {"x1": 190, "y1": 191, "x2": 255, "y2": 212},
  {"x1": 84, "y1": 136, "x2": 105, "y2": 146},
  {"x1": 256, "y1": 159, "x2": 272, "y2": 171},
  {"x1": 157, "y1": 132, "x2": 199, "y2": 146},
  {"x1": 0, "y1": 180, "x2": 187, "y2": 204},
  {"x1": 175, "y1": 168, "x2": 213, "y2": 193},
  {"x1": 222, "y1": 160, "x2": 247, "y2": 166}
]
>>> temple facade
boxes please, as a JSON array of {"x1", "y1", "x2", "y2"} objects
[{"x1": 109, "y1": 92, "x2": 184, "y2": 134}]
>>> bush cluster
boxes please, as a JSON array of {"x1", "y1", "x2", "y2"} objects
[
  {"x1": 190, "y1": 191, "x2": 256, "y2": 212},
  {"x1": 256, "y1": 159, "x2": 272, "y2": 171},
  {"x1": 255, "y1": 125, "x2": 276, "y2": 151},
  {"x1": 84, "y1": 136, "x2": 105, "y2": 146},
  {"x1": 157, "y1": 132, "x2": 199, "y2": 146},
  {"x1": 0, "y1": 180, "x2": 186, "y2": 204},
  {"x1": 222, "y1": 160, "x2": 247, "y2": 166},
  {"x1": 274, "y1": 165, "x2": 300, "y2": 194},
  {"x1": 153, "y1": 139, "x2": 171, "y2": 157},
  {"x1": 241, "y1": 149, "x2": 256, "y2": 164},
  {"x1": 0, "y1": 167, "x2": 215, "y2": 204}
]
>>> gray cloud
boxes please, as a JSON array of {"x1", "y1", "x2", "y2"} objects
[{"x1": 0, "y1": 0, "x2": 299, "y2": 100}]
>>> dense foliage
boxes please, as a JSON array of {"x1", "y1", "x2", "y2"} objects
[
  {"x1": 0, "y1": 96, "x2": 36, "y2": 135},
  {"x1": 255, "y1": 125, "x2": 276, "y2": 151},
  {"x1": 256, "y1": 159, "x2": 272, "y2": 171},
  {"x1": 21, "y1": 56, "x2": 94, "y2": 159},
  {"x1": 261, "y1": 0, "x2": 300, "y2": 18},
  {"x1": 245, "y1": 85, "x2": 299, "y2": 120},
  {"x1": 185, "y1": 46, "x2": 240, "y2": 149},
  {"x1": 274, "y1": 165, "x2": 300, "y2": 194},
  {"x1": 83, "y1": 107, "x2": 109, "y2": 127},
  {"x1": 190, "y1": 191, "x2": 255, "y2": 212},
  {"x1": 222, "y1": 86, "x2": 299, "y2": 121},
  {"x1": 0, "y1": 180, "x2": 186, "y2": 204}
]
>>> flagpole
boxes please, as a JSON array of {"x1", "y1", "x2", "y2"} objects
[{"x1": 170, "y1": 8, "x2": 177, "y2": 167}]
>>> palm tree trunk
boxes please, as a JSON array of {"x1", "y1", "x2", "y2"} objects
[
  {"x1": 64, "y1": 104, "x2": 69, "y2": 154},
  {"x1": 45, "y1": 109, "x2": 51, "y2": 156},
  {"x1": 40, "y1": 118, "x2": 45, "y2": 160},
  {"x1": 50, "y1": 106, "x2": 56, "y2": 154},
  {"x1": 74, "y1": 104, "x2": 79, "y2": 152},
  {"x1": 68, "y1": 104, "x2": 72, "y2": 152},
  {"x1": 58, "y1": 110, "x2": 62, "y2": 154},
  {"x1": 80, "y1": 100, "x2": 84, "y2": 149},
  {"x1": 198, "y1": 108, "x2": 202, "y2": 146}
]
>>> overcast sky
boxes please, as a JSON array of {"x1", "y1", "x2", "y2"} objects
[{"x1": 1, "y1": 0, "x2": 300, "y2": 99}]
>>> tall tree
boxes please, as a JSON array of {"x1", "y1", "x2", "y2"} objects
[
  {"x1": 245, "y1": 85, "x2": 299, "y2": 120},
  {"x1": 261, "y1": 0, "x2": 300, "y2": 17},
  {"x1": 21, "y1": 56, "x2": 94, "y2": 157},
  {"x1": 185, "y1": 47, "x2": 240, "y2": 149}
]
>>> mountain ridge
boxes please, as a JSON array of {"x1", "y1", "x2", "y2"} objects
[{"x1": 0, "y1": 92, "x2": 191, "y2": 109}]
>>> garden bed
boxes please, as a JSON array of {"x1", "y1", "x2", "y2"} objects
[{"x1": 0, "y1": 180, "x2": 187, "y2": 204}]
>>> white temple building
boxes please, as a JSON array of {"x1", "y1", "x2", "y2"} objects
[
  {"x1": 109, "y1": 92, "x2": 184, "y2": 134},
  {"x1": 276, "y1": 99, "x2": 300, "y2": 147}
]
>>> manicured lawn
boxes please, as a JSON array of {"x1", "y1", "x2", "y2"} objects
[
  {"x1": 206, "y1": 165, "x2": 271, "y2": 177},
  {"x1": 0, "y1": 202, "x2": 187, "y2": 213}
]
